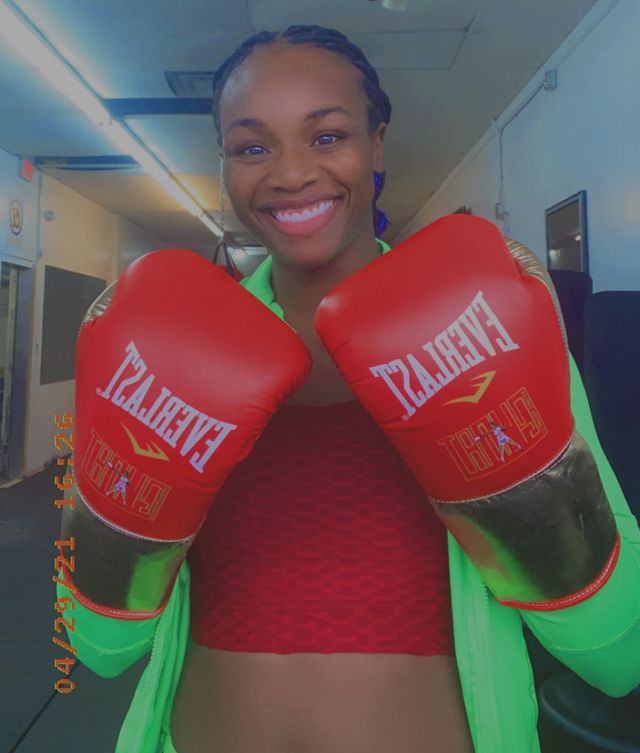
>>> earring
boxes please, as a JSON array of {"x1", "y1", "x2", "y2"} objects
[
  {"x1": 373, "y1": 171, "x2": 385, "y2": 200},
  {"x1": 372, "y1": 171, "x2": 390, "y2": 237}
]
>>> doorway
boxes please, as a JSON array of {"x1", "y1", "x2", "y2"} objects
[{"x1": 0, "y1": 261, "x2": 31, "y2": 481}]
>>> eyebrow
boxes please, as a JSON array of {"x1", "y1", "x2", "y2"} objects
[{"x1": 228, "y1": 106, "x2": 352, "y2": 132}]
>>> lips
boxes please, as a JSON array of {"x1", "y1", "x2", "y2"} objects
[
  {"x1": 271, "y1": 198, "x2": 335, "y2": 221},
  {"x1": 262, "y1": 197, "x2": 342, "y2": 237}
]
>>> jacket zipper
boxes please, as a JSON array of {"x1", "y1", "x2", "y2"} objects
[
  {"x1": 477, "y1": 583, "x2": 502, "y2": 753},
  {"x1": 461, "y1": 561, "x2": 502, "y2": 753},
  {"x1": 126, "y1": 624, "x2": 161, "y2": 753},
  {"x1": 121, "y1": 575, "x2": 179, "y2": 753}
]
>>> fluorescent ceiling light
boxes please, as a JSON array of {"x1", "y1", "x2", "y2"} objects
[{"x1": 0, "y1": 0, "x2": 222, "y2": 239}]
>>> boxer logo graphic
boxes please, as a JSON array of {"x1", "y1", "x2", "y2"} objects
[
  {"x1": 105, "y1": 460, "x2": 131, "y2": 505},
  {"x1": 473, "y1": 422, "x2": 522, "y2": 463}
]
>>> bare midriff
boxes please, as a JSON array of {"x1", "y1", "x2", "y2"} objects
[
  {"x1": 171, "y1": 319, "x2": 475, "y2": 753},
  {"x1": 171, "y1": 641, "x2": 475, "y2": 753}
]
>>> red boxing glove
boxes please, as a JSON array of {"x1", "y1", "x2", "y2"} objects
[
  {"x1": 63, "y1": 249, "x2": 311, "y2": 616},
  {"x1": 315, "y1": 215, "x2": 618, "y2": 610}
]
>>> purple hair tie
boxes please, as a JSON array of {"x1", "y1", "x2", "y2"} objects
[
  {"x1": 373, "y1": 171, "x2": 389, "y2": 236},
  {"x1": 374, "y1": 207, "x2": 390, "y2": 237}
]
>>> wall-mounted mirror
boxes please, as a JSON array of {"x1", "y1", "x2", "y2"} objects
[{"x1": 545, "y1": 190, "x2": 589, "y2": 273}]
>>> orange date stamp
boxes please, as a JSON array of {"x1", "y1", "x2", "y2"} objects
[{"x1": 51, "y1": 412, "x2": 77, "y2": 694}]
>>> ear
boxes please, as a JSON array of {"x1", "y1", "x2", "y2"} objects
[{"x1": 372, "y1": 122, "x2": 386, "y2": 174}]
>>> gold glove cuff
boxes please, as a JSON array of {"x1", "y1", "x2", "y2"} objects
[
  {"x1": 431, "y1": 430, "x2": 619, "y2": 609},
  {"x1": 59, "y1": 480, "x2": 190, "y2": 616}
]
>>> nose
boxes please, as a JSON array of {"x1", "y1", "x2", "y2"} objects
[{"x1": 265, "y1": 144, "x2": 321, "y2": 192}]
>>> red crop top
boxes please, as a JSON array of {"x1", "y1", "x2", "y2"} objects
[{"x1": 188, "y1": 400, "x2": 454, "y2": 656}]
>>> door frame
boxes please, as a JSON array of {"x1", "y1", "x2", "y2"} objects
[{"x1": 0, "y1": 260, "x2": 33, "y2": 479}]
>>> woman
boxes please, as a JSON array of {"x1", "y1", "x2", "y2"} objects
[
  {"x1": 172, "y1": 26, "x2": 475, "y2": 753},
  {"x1": 57, "y1": 25, "x2": 640, "y2": 753}
]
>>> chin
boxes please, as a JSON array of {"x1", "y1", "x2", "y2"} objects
[
  {"x1": 254, "y1": 227, "x2": 345, "y2": 269},
  {"x1": 271, "y1": 244, "x2": 344, "y2": 270}
]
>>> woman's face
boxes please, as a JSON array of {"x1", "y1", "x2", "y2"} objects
[{"x1": 219, "y1": 42, "x2": 385, "y2": 269}]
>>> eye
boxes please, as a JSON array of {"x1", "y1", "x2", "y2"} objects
[
  {"x1": 238, "y1": 145, "x2": 266, "y2": 156},
  {"x1": 315, "y1": 133, "x2": 341, "y2": 146},
  {"x1": 232, "y1": 133, "x2": 342, "y2": 157}
]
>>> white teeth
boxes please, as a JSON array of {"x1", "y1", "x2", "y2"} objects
[{"x1": 272, "y1": 199, "x2": 335, "y2": 223}]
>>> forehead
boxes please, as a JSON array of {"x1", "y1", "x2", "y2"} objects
[{"x1": 219, "y1": 43, "x2": 366, "y2": 128}]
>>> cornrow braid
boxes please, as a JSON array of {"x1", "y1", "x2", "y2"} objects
[{"x1": 211, "y1": 25, "x2": 391, "y2": 236}]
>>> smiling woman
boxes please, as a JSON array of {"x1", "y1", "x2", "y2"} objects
[
  {"x1": 53, "y1": 21, "x2": 640, "y2": 753},
  {"x1": 168, "y1": 27, "x2": 474, "y2": 753}
]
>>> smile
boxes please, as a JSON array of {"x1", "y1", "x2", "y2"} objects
[
  {"x1": 265, "y1": 198, "x2": 341, "y2": 237},
  {"x1": 271, "y1": 199, "x2": 336, "y2": 223}
]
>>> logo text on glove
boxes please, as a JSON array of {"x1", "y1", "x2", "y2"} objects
[
  {"x1": 82, "y1": 429, "x2": 171, "y2": 520},
  {"x1": 97, "y1": 340, "x2": 237, "y2": 474},
  {"x1": 437, "y1": 386, "x2": 548, "y2": 478},
  {"x1": 370, "y1": 291, "x2": 519, "y2": 420}
]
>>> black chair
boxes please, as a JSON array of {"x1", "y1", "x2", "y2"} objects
[
  {"x1": 582, "y1": 292, "x2": 640, "y2": 520},
  {"x1": 536, "y1": 291, "x2": 640, "y2": 752},
  {"x1": 549, "y1": 269, "x2": 593, "y2": 374}
]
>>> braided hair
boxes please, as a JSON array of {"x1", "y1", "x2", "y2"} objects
[{"x1": 211, "y1": 25, "x2": 391, "y2": 237}]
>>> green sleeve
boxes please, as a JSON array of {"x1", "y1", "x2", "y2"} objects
[
  {"x1": 521, "y1": 356, "x2": 640, "y2": 697},
  {"x1": 55, "y1": 565, "x2": 175, "y2": 679}
]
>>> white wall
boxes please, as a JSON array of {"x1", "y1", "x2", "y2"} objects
[
  {"x1": 398, "y1": 0, "x2": 640, "y2": 293},
  {"x1": 25, "y1": 175, "x2": 164, "y2": 474},
  {"x1": 0, "y1": 148, "x2": 39, "y2": 267}
]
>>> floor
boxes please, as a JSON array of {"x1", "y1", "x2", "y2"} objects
[{"x1": 0, "y1": 463, "x2": 145, "y2": 753}]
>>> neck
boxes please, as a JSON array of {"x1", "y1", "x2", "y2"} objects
[{"x1": 270, "y1": 233, "x2": 381, "y2": 321}]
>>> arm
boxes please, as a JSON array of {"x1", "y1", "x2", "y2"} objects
[
  {"x1": 315, "y1": 214, "x2": 639, "y2": 693},
  {"x1": 316, "y1": 215, "x2": 618, "y2": 610},
  {"x1": 54, "y1": 562, "x2": 167, "y2": 679},
  {"x1": 520, "y1": 356, "x2": 640, "y2": 697},
  {"x1": 56, "y1": 249, "x2": 310, "y2": 678},
  {"x1": 55, "y1": 476, "x2": 178, "y2": 679}
]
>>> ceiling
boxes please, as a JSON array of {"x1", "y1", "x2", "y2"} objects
[{"x1": 0, "y1": 0, "x2": 600, "y2": 254}]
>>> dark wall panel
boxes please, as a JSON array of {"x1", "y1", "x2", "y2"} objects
[{"x1": 40, "y1": 266, "x2": 106, "y2": 384}]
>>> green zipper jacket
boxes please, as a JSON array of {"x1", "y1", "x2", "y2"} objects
[{"x1": 57, "y1": 238, "x2": 640, "y2": 753}]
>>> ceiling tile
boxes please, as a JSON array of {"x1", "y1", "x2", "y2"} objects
[
  {"x1": 15, "y1": 0, "x2": 253, "y2": 38},
  {"x1": 126, "y1": 116, "x2": 219, "y2": 175},
  {"x1": 350, "y1": 31, "x2": 465, "y2": 69},
  {"x1": 0, "y1": 112, "x2": 118, "y2": 158},
  {"x1": 459, "y1": 32, "x2": 550, "y2": 70},
  {"x1": 13, "y1": 1, "x2": 252, "y2": 97},
  {"x1": 473, "y1": 0, "x2": 599, "y2": 34},
  {"x1": 443, "y1": 59, "x2": 537, "y2": 119},
  {"x1": 0, "y1": 46, "x2": 123, "y2": 156},
  {"x1": 378, "y1": 69, "x2": 449, "y2": 123},
  {"x1": 117, "y1": 33, "x2": 250, "y2": 84},
  {"x1": 249, "y1": 0, "x2": 483, "y2": 33}
]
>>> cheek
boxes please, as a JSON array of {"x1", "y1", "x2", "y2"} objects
[
  {"x1": 353, "y1": 169, "x2": 375, "y2": 209},
  {"x1": 341, "y1": 152, "x2": 375, "y2": 202}
]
